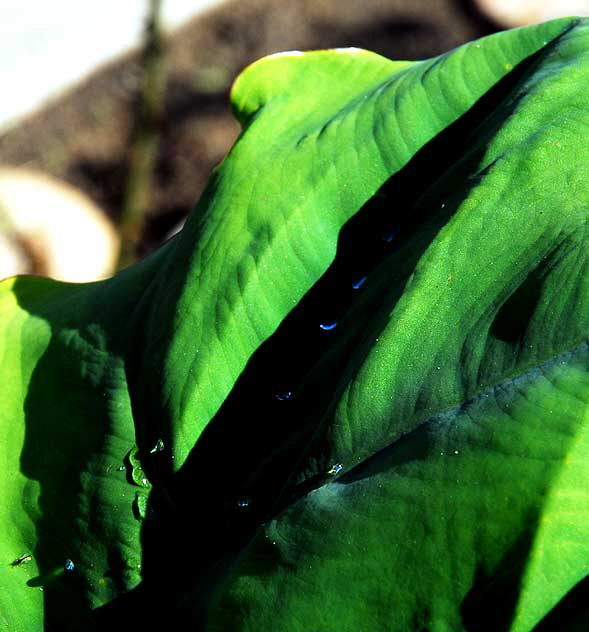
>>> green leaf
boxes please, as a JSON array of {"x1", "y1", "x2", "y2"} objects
[
  {"x1": 202, "y1": 16, "x2": 589, "y2": 632},
  {"x1": 1, "y1": 15, "x2": 588, "y2": 630}
]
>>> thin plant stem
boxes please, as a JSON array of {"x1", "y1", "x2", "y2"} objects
[{"x1": 118, "y1": 0, "x2": 167, "y2": 269}]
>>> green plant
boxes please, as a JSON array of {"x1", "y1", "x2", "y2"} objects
[{"x1": 1, "y1": 16, "x2": 588, "y2": 631}]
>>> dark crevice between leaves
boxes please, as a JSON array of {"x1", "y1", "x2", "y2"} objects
[{"x1": 88, "y1": 45, "x2": 559, "y2": 628}]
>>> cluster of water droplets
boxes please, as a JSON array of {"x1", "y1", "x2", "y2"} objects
[
  {"x1": 261, "y1": 217, "x2": 408, "y2": 508},
  {"x1": 232, "y1": 207, "x2": 408, "y2": 515},
  {"x1": 120, "y1": 440, "x2": 166, "y2": 522}
]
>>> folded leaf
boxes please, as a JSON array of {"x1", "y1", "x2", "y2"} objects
[{"x1": 1, "y1": 16, "x2": 587, "y2": 631}]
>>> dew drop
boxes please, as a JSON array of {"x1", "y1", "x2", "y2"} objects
[
  {"x1": 127, "y1": 448, "x2": 150, "y2": 488},
  {"x1": 275, "y1": 391, "x2": 293, "y2": 401},
  {"x1": 236, "y1": 497, "x2": 251, "y2": 509},
  {"x1": 327, "y1": 463, "x2": 343, "y2": 476},
  {"x1": 64, "y1": 559, "x2": 74, "y2": 572},
  {"x1": 319, "y1": 322, "x2": 338, "y2": 331},
  {"x1": 454, "y1": 450, "x2": 459, "y2": 455},
  {"x1": 382, "y1": 230, "x2": 397, "y2": 243},
  {"x1": 133, "y1": 493, "x2": 149, "y2": 521},
  {"x1": 116, "y1": 465, "x2": 126, "y2": 472},
  {"x1": 352, "y1": 276, "x2": 367, "y2": 290},
  {"x1": 150, "y1": 439, "x2": 165, "y2": 454},
  {"x1": 11, "y1": 553, "x2": 32, "y2": 567}
]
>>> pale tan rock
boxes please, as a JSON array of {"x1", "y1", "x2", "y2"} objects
[
  {"x1": 0, "y1": 167, "x2": 119, "y2": 282},
  {"x1": 475, "y1": 0, "x2": 589, "y2": 27}
]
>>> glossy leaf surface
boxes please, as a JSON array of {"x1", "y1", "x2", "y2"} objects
[{"x1": 1, "y1": 16, "x2": 588, "y2": 631}]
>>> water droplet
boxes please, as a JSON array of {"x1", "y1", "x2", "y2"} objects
[
  {"x1": 236, "y1": 497, "x2": 251, "y2": 509},
  {"x1": 149, "y1": 439, "x2": 165, "y2": 454},
  {"x1": 327, "y1": 463, "x2": 343, "y2": 476},
  {"x1": 454, "y1": 450, "x2": 459, "y2": 455},
  {"x1": 11, "y1": 553, "x2": 32, "y2": 567},
  {"x1": 64, "y1": 559, "x2": 74, "y2": 572},
  {"x1": 382, "y1": 230, "x2": 397, "y2": 243},
  {"x1": 127, "y1": 448, "x2": 150, "y2": 488},
  {"x1": 352, "y1": 276, "x2": 367, "y2": 290},
  {"x1": 275, "y1": 391, "x2": 293, "y2": 401},
  {"x1": 116, "y1": 465, "x2": 126, "y2": 472},
  {"x1": 133, "y1": 493, "x2": 149, "y2": 521},
  {"x1": 319, "y1": 322, "x2": 338, "y2": 331}
]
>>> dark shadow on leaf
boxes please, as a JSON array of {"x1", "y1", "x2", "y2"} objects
[
  {"x1": 490, "y1": 257, "x2": 550, "y2": 344},
  {"x1": 460, "y1": 528, "x2": 536, "y2": 631}
]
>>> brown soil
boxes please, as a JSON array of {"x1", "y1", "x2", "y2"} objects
[{"x1": 0, "y1": 0, "x2": 497, "y2": 256}]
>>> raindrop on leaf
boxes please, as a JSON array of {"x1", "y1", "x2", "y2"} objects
[
  {"x1": 11, "y1": 553, "x2": 32, "y2": 567},
  {"x1": 133, "y1": 493, "x2": 149, "y2": 521},
  {"x1": 149, "y1": 439, "x2": 165, "y2": 454}
]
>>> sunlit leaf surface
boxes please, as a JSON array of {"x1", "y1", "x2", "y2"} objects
[{"x1": 1, "y1": 17, "x2": 588, "y2": 630}]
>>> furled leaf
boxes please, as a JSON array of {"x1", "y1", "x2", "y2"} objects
[{"x1": 0, "y1": 16, "x2": 588, "y2": 631}]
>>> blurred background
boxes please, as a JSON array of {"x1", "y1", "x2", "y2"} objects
[{"x1": 0, "y1": 0, "x2": 587, "y2": 281}]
